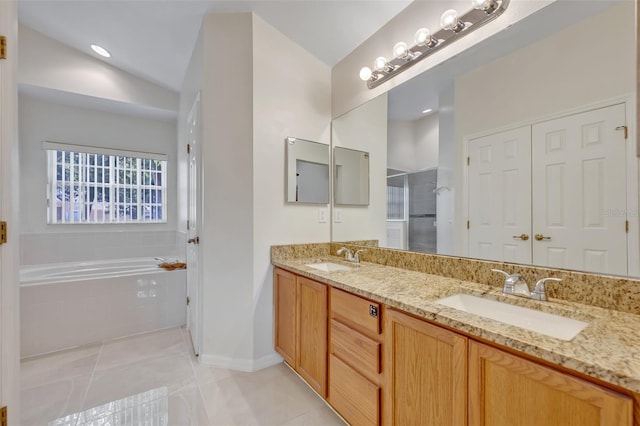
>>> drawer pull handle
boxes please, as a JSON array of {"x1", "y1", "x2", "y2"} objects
[{"x1": 369, "y1": 305, "x2": 378, "y2": 318}]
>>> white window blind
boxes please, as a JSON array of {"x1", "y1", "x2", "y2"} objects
[{"x1": 44, "y1": 142, "x2": 167, "y2": 224}]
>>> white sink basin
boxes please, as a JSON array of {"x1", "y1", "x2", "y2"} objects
[
  {"x1": 305, "y1": 262, "x2": 353, "y2": 272},
  {"x1": 436, "y1": 293, "x2": 588, "y2": 341}
]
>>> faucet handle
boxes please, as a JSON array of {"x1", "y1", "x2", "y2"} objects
[
  {"x1": 491, "y1": 269, "x2": 522, "y2": 294},
  {"x1": 491, "y1": 269, "x2": 510, "y2": 278},
  {"x1": 337, "y1": 247, "x2": 353, "y2": 261},
  {"x1": 533, "y1": 277, "x2": 562, "y2": 301},
  {"x1": 353, "y1": 249, "x2": 367, "y2": 263}
]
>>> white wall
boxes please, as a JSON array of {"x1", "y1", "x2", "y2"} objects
[
  {"x1": 388, "y1": 113, "x2": 439, "y2": 173},
  {"x1": 437, "y1": 84, "x2": 455, "y2": 255},
  {"x1": 178, "y1": 12, "x2": 332, "y2": 369},
  {"x1": 252, "y1": 14, "x2": 331, "y2": 362},
  {"x1": 387, "y1": 120, "x2": 415, "y2": 172},
  {"x1": 332, "y1": 94, "x2": 387, "y2": 243},
  {"x1": 198, "y1": 13, "x2": 255, "y2": 368},
  {"x1": 414, "y1": 113, "x2": 439, "y2": 169},
  {"x1": 19, "y1": 25, "x2": 178, "y2": 114},
  {"x1": 19, "y1": 94, "x2": 180, "y2": 264},
  {"x1": 19, "y1": 95, "x2": 178, "y2": 233},
  {"x1": 453, "y1": 1, "x2": 635, "y2": 254},
  {"x1": 331, "y1": 0, "x2": 553, "y2": 118}
]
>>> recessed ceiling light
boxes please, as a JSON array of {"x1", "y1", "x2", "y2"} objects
[
  {"x1": 422, "y1": 108, "x2": 433, "y2": 114},
  {"x1": 91, "y1": 44, "x2": 111, "y2": 58}
]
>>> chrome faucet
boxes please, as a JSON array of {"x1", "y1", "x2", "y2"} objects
[
  {"x1": 337, "y1": 247, "x2": 354, "y2": 261},
  {"x1": 337, "y1": 247, "x2": 366, "y2": 263},
  {"x1": 491, "y1": 269, "x2": 561, "y2": 301},
  {"x1": 532, "y1": 277, "x2": 562, "y2": 301}
]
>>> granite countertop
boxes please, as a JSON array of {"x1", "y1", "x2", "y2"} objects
[{"x1": 272, "y1": 256, "x2": 640, "y2": 394}]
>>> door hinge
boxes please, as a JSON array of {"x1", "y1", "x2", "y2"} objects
[
  {"x1": 1, "y1": 406, "x2": 7, "y2": 426},
  {"x1": 626, "y1": 220, "x2": 629, "y2": 233},
  {"x1": 467, "y1": 156, "x2": 470, "y2": 166},
  {"x1": 615, "y1": 125, "x2": 628, "y2": 139},
  {"x1": 186, "y1": 296, "x2": 190, "y2": 306},
  {"x1": 187, "y1": 220, "x2": 190, "y2": 230},
  {"x1": 467, "y1": 220, "x2": 470, "y2": 230},
  {"x1": 0, "y1": 222, "x2": 6, "y2": 244},
  {"x1": 187, "y1": 144, "x2": 191, "y2": 154},
  {"x1": 0, "y1": 36, "x2": 6, "y2": 60}
]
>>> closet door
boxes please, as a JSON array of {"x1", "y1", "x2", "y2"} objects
[
  {"x1": 532, "y1": 103, "x2": 627, "y2": 275},
  {"x1": 468, "y1": 126, "x2": 532, "y2": 263}
]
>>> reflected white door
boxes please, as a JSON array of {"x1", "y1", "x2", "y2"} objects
[
  {"x1": 468, "y1": 126, "x2": 532, "y2": 263},
  {"x1": 532, "y1": 104, "x2": 627, "y2": 275},
  {"x1": 186, "y1": 93, "x2": 201, "y2": 356}
]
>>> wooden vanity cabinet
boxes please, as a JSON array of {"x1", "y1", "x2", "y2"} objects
[
  {"x1": 384, "y1": 309, "x2": 467, "y2": 426},
  {"x1": 275, "y1": 268, "x2": 636, "y2": 426},
  {"x1": 273, "y1": 268, "x2": 327, "y2": 397},
  {"x1": 385, "y1": 308, "x2": 633, "y2": 426},
  {"x1": 328, "y1": 288, "x2": 384, "y2": 426},
  {"x1": 468, "y1": 341, "x2": 633, "y2": 426}
]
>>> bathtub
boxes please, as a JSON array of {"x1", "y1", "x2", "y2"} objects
[{"x1": 20, "y1": 257, "x2": 186, "y2": 358}]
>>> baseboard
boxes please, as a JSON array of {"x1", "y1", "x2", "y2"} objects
[{"x1": 198, "y1": 351, "x2": 283, "y2": 372}]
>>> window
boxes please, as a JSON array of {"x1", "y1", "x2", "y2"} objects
[{"x1": 45, "y1": 142, "x2": 167, "y2": 224}]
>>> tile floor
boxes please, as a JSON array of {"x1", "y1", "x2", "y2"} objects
[{"x1": 21, "y1": 327, "x2": 345, "y2": 425}]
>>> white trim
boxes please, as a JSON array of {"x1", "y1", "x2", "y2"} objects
[
  {"x1": 0, "y1": 0, "x2": 21, "y2": 419},
  {"x1": 43, "y1": 141, "x2": 168, "y2": 162},
  {"x1": 198, "y1": 352, "x2": 283, "y2": 372},
  {"x1": 624, "y1": 97, "x2": 639, "y2": 276}
]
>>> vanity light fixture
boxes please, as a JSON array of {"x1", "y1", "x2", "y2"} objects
[
  {"x1": 91, "y1": 44, "x2": 111, "y2": 58},
  {"x1": 359, "y1": 0, "x2": 510, "y2": 89}
]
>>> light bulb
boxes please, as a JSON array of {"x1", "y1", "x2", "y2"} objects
[
  {"x1": 91, "y1": 44, "x2": 111, "y2": 58},
  {"x1": 359, "y1": 67, "x2": 373, "y2": 81},
  {"x1": 472, "y1": 0, "x2": 498, "y2": 12},
  {"x1": 393, "y1": 41, "x2": 409, "y2": 59},
  {"x1": 414, "y1": 28, "x2": 437, "y2": 48},
  {"x1": 373, "y1": 56, "x2": 388, "y2": 72},
  {"x1": 440, "y1": 9, "x2": 464, "y2": 32},
  {"x1": 414, "y1": 28, "x2": 430, "y2": 46}
]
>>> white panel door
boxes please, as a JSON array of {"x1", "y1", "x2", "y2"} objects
[
  {"x1": 532, "y1": 103, "x2": 627, "y2": 275},
  {"x1": 186, "y1": 93, "x2": 202, "y2": 357},
  {"x1": 468, "y1": 126, "x2": 532, "y2": 263}
]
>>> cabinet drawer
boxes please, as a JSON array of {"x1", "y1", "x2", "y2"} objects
[
  {"x1": 330, "y1": 319, "x2": 381, "y2": 376},
  {"x1": 329, "y1": 354, "x2": 380, "y2": 426},
  {"x1": 331, "y1": 288, "x2": 381, "y2": 335}
]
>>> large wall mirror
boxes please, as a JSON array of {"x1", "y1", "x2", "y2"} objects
[
  {"x1": 331, "y1": 0, "x2": 639, "y2": 278},
  {"x1": 286, "y1": 137, "x2": 330, "y2": 204}
]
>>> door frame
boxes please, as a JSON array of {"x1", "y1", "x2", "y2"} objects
[
  {"x1": 0, "y1": 0, "x2": 21, "y2": 420},
  {"x1": 186, "y1": 92, "x2": 203, "y2": 357},
  {"x1": 462, "y1": 94, "x2": 638, "y2": 275}
]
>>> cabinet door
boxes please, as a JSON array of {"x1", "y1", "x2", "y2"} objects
[
  {"x1": 297, "y1": 276, "x2": 328, "y2": 397},
  {"x1": 273, "y1": 268, "x2": 296, "y2": 366},
  {"x1": 468, "y1": 341, "x2": 633, "y2": 426},
  {"x1": 385, "y1": 309, "x2": 467, "y2": 426}
]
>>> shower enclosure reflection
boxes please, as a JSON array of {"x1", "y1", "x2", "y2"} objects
[{"x1": 387, "y1": 168, "x2": 438, "y2": 253}]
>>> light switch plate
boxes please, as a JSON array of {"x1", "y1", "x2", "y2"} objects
[
  {"x1": 334, "y1": 209, "x2": 343, "y2": 223},
  {"x1": 318, "y1": 207, "x2": 327, "y2": 223}
]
